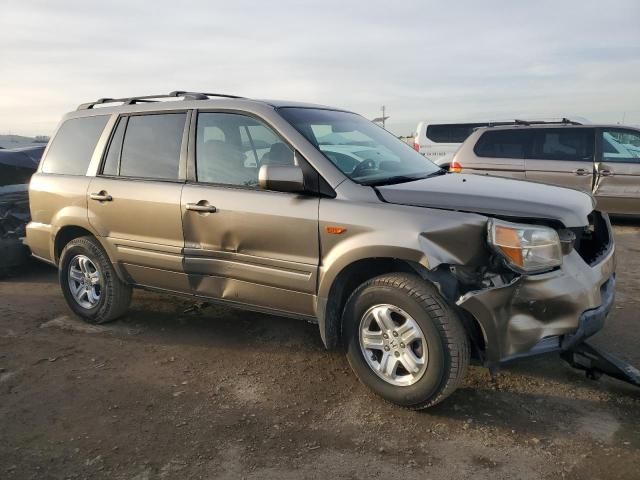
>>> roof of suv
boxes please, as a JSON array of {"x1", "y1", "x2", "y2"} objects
[
  {"x1": 475, "y1": 123, "x2": 639, "y2": 132},
  {"x1": 71, "y1": 91, "x2": 350, "y2": 117}
]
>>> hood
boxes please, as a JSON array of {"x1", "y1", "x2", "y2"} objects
[{"x1": 377, "y1": 174, "x2": 594, "y2": 227}]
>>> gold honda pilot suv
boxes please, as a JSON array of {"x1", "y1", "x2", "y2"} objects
[{"x1": 27, "y1": 91, "x2": 616, "y2": 408}]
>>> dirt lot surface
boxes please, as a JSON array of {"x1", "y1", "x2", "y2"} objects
[{"x1": 1, "y1": 223, "x2": 639, "y2": 480}]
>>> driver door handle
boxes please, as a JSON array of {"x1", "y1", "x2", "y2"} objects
[
  {"x1": 186, "y1": 203, "x2": 217, "y2": 213},
  {"x1": 599, "y1": 169, "x2": 614, "y2": 177},
  {"x1": 90, "y1": 192, "x2": 113, "y2": 202},
  {"x1": 573, "y1": 168, "x2": 590, "y2": 176}
]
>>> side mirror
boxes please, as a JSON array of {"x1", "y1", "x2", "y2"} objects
[{"x1": 258, "y1": 164, "x2": 305, "y2": 193}]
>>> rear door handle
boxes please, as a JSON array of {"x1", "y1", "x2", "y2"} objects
[
  {"x1": 186, "y1": 202, "x2": 217, "y2": 213},
  {"x1": 599, "y1": 169, "x2": 614, "y2": 177},
  {"x1": 90, "y1": 192, "x2": 113, "y2": 202},
  {"x1": 573, "y1": 168, "x2": 590, "y2": 176}
]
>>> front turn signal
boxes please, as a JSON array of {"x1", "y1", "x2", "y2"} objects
[
  {"x1": 326, "y1": 226, "x2": 347, "y2": 235},
  {"x1": 449, "y1": 160, "x2": 462, "y2": 173}
]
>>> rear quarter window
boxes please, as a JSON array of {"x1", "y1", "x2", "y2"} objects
[
  {"x1": 41, "y1": 115, "x2": 109, "y2": 175},
  {"x1": 474, "y1": 130, "x2": 531, "y2": 159}
]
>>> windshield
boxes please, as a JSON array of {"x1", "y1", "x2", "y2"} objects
[{"x1": 278, "y1": 107, "x2": 442, "y2": 185}]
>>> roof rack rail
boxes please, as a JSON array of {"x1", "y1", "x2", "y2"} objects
[
  {"x1": 168, "y1": 90, "x2": 243, "y2": 100},
  {"x1": 77, "y1": 91, "x2": 245, "y2": 110},
  {"x1": 512, "y1": 118, "x2": 582, "y2": 126}
]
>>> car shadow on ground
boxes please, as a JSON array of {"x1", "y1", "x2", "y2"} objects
[{"x1": 0, "y1": 257, "x2": 54, "y2": 282}]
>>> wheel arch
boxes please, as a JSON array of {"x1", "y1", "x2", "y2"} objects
[
  {"x1": 317, "y1": 256, "x2": 486, "y2": 356},
  {"x1": 53, "y1": 225, "x2": 128, "y2": 284},
  {"x1": 318, "y1": 257, "x2": 414, "y2": 349},
  {"x1": 54, "y1": 225, "x2": 95, "y2": 263}
]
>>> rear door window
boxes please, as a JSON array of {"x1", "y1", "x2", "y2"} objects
[
  {"x1": 474, "y1": 130, "x2": 532, "y2": 159},
  {"x1": 41, "y1": 115, "x2": 109, "y2": 175},
  {"x1": 531, "y1": 128, "x2": 594, "y2": 161},
  {"x1": 118, "y1": 113, "x2": 186, "y2": 180}
]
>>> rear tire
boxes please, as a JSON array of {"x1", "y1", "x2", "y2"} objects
[
  {"x1": 59, "y1": 236, "x2": 131, "y2": 324},
  {"x1": 343, "y1": 273, "x2": 469, "y2": 409}
]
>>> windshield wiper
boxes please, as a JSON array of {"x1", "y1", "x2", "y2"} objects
[{"x1": 362, "y1": 169, "x2": 446, "y2": 187}]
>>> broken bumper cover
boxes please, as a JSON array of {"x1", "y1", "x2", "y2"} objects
[{"x1": 457, "y1": 245, "x2": 616, "y2": 367}]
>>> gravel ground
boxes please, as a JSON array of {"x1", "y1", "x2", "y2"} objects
[{"x1": 1, "y1": 222, "x2": 639, "y2": 479}]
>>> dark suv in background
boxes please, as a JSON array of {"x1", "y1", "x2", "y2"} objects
[
  {"x1": 27, "y1": 92, "x2": 615, "y2": 408},
  {"x1": 449, "y1": 121, "x2": 640, "y2": 215}
]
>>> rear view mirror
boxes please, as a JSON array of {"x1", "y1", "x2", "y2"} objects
[{"x1": 258, "y1": 164, "x2": 305, "y2": 193}]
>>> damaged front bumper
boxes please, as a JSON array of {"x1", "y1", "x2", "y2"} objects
[{"x1": 457, "y1": 244, "x2": 616, "y2": 369}]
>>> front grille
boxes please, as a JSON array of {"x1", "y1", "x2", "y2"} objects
[{"x1": 570, "y1": 211, "x2": 612, "y2": 266}]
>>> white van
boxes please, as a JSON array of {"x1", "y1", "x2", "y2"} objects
[{"x1": 413, "y1": 119, "x2": 585, "y2": 168}]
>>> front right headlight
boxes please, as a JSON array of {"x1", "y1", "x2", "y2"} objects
[{"x1": 487, "y1": 219, "x2": 562, "y2": 274}]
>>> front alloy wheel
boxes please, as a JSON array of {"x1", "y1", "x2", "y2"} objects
[
  {"x1": 359, "y1": 304, "x2": 428, "y2": 386},
  {"x1": 344, "y1": 273, "x2": 469, "y2": 409}
]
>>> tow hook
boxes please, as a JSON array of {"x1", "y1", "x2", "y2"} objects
[{"x1": 561, "y1": 341, "x2": 640, "y2": 387}]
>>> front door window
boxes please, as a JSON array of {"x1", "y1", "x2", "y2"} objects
[
  {"x1": 196, "y1": 113, "x2": 295, "y2": 187},
  {"x1": 602, "y1": 129, "x2": 640, "y2": 163}
]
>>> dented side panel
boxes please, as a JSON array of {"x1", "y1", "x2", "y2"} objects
[
  {"x1": 180, "y1": 183, "x2": 319, "y2": 315},
  {"x1": 317, "y1": 194, "x2": 490, "y2": 300}
]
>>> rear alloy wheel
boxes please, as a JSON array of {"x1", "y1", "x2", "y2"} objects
[
  {"x1": 344, "y1": 273, "x2": 469, "y2": 409},
  {"x1": 59, "y1": 236, "x2": 132, "y2": 324},
  {"x1": 67, "y1": 254, "x2": 102, "y2": 309}
]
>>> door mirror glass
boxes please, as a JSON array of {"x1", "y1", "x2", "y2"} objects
[{"x1": 258, "y1": 164, "x2": 304, "y2": 193}]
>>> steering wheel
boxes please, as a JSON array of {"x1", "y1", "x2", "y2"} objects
[{"x1": 351, "y1": 159, "x2": 377, "y2": 177}]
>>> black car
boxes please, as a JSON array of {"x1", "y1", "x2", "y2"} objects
[{"x1": 0, "y1": 145, "x2": 45, "y2": 273}]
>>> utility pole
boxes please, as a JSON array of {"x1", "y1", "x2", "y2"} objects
[{"x1": 372, "y1": 106, "x2": 390, "y2": 130}]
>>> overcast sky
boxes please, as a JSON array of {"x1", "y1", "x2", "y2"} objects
[{"x1": 1, "y1": 0, "x2": 639, "y2": 137}]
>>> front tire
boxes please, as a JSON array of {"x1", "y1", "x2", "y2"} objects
[
  {"x1": 343, "y1": 273, "x2": 469, "y2": 409},
  {"x1": 59, "y1": 236, "x2": 131, "y2": 324}
]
